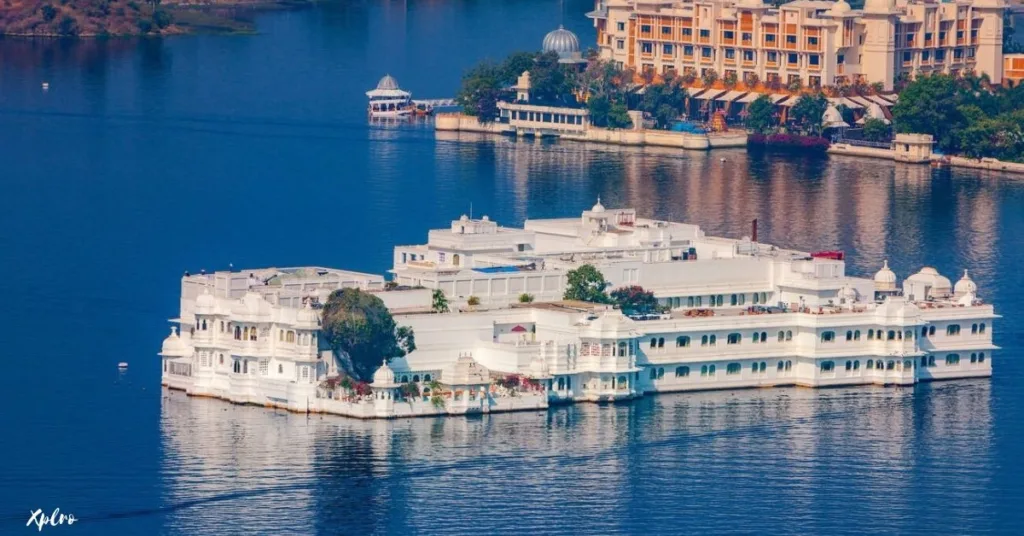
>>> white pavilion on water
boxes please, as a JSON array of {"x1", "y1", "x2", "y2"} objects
[{"x1": 366, "y1": 74, "x2": 412, "y2": 117}]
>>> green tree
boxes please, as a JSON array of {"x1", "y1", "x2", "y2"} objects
[
  {"x1": 431, "y1": 289, "x2": 449, "y2": 313},
  {"x1": 639, "y1": 82, "x2": 687, "y2": 129},
  {"x1": 891, "y1": 74, "x2": 965, "y2": 153},
  {"x1": 500, "y1": 51, "x2": 536, "y2": 86},
  {"x1": 607, "y1": 102, "x2": 633, "y2": 129},
  {"x1": 587, "y1": 95, "x2": 611, "y2": 127},
  {"x1": 456, "y1": 61, "x2": 503, "y2": 121},
  {"x1": 861, "y1": 118, "x2": 890, "y2": 142},
  {"x1": 58, "y1": 14, "x2": 78, "y2": 36},
  {"x1": 610, "y1": 286, "x2": 659, "y2": 314},
  {"x1": 745, "y1": 94, "x2": 775, "y2": 134},
  {"x1": 41, "y1": 4, "x2": 57, "y2": 22},
  {"x1": 153, "y1": 9, "x2": 173, "y2": 30},
  {"x1": 789, "y1": 92, "x2": 828, "y2": 136},
  {"x1": 563, "y1": 264, "x2": 610, "y2": 303},
  {"x1": 321, "y1": 288, "x2": 416, "y2": 381},
  {"x1": 529, "y1": 51, "x2": 570, "y2": 105}
]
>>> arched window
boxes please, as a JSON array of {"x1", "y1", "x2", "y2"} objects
[
  {"x1": 658, "y1": 338, "x2": 665, "y2": 348},
  {"x1": 696, "y1": 296, "x2": 702, "y2": 307},
  {"x1": 278, "y1": 364, "x2": 283, "y2": 374},
  {"x1": 785, "y1": 331, "x2": 792, "y2": 341},
  {"x1": 753, "y1": 293, "x2": 760, "y2": 305},
  {"x1": 251, "y1": 329, "x2": 257, "y2": 341},
  {"x1": 905, "y1": 330, "x2": 912, "y2": 340},
  {"x1": 676, "y1": 366, "x2": 690, "y2": 377},
  {"x1": 970, "y1": 353, "x2": 977, "y2": 363},
  {"x1": 777, "y1": 361, "x2": 785, "y2": 371},
  {"x1": 760, "y1": 332, "x2": 767, "y2": 343},
  {"x1": 946, "y1": 354, "x2": 960, "y2": 365},
  {"x1": 453, "y1": 253, "x2": 460, "y2": 266},
  {"x1": 947, "y1": 325, "x2": 961, "y2": 336},
  {"x1": 618, "y1": 342, "x2": 627, "y2": 356},
  {"x1": 700, "y1": 365, "x2": 708, "y2": 376},
  {"x1": 233, "y1": 360, "x2": 241, "y2": 374},
  {"x1": 854, "y1": 330, "x2": 861, "y2": 341},
  {"x1": 708, "y1": 295, "x2": 716, "y2": 307},
  {"x1": 867, "y1": 329, "x2": 874, "y2": 340},
  {"x1": 751, "y1": 362, "x2": 759, "y2": 372},
  {"x1": 687, "y1": 296, "x2": 695, "y2": 308},
  {"x1": 979, "y1": 323, "x2": 987, "y2": 334},
  {"x1": 287, "y1": 331, "x2": 296, "y2": 343},
  {"x1": 778, "y1": 331, "x2": 785, "y2": 342},
  {"x1": 650, "y1": 368, "x2": 658, "y2": 380},
  {"x1": 853, "y1": 360, "x2": 860, "y2": 370},
  {"x1": 201, "y1": 319, "x2": 207, "y2": 331},
  {"x1": 978, "y1": 352, "x2": 986, "y2": 363},
  {"x1": 676, "y1": 336, "x2": 691, "y2": 347},
  {"x1": 820, "y1": 361, "x2": 835, "y2": 372},
  {"x1": 701, "y1": 335, "x2": 709, "y2": 346},
  {"x1": 424, "y1": 374, "x2": 432, "y2": 381},
  {"x1": 921, "y1": 327, "x2": 928, "y2": 338},
  {"x1": 922, "y1": 356, "x2": 929, "y2": 367},
  {"x1": 904, "y1": 360, "x2": 912, "y2": 370},
  {"x1": 413, "y1": 374, "x2": 420, "y2": 382},
  {"x1": 728, "y1": 333, "x2": 742, "y2": 344},
  {"x1": 557, "y1": 377, "x2": 566, "y2": 390},
  {"x1": 759, "y1": 362, "x2": 766, "y2": 372},
  {"x1": 845, "y1": 330, "x2": 853, "y2": 341},
  {"x1": 866, "y1": 359, "x2": 874, "y2": 369},
  {"x1": 820, "y1": 331, "x2": 835, "y2": 343},
  {"x1": 730, "y1": 294, "x2": 738, "y2": 306},
  {"x1": 886, "y1": 360, "x2": 895, "y2": 370},
  {"x1": 727, "y1": 363, "x2": 741, "y2": 375},
  {"x1": 709, "y1": 335, "x2": 717, "y2": 345},
  {"x1": 650, "y1": 338, "x2": 657, "y2": 349},
  {"x1": 887, "y1": 330, "x2": 896, "y2": 340},
  {"x1": 928, "y1": 355, "x2": 936, "y2": 367},
  {"x1": 784, "y1": 361, "x2": 792, "y2": 371},
  {"x1": 657, "y1": 368, "x2": 665, "y2": 379},
  {"x1": 234, "y1": 326, "x2": 241, "y2": 340},
  {"x1": 708, "y1": 364, "x2": 716, "y2": 375},
  {"x1": 971, "y1": 323, "x2": 978, "y2": 334},
  {"x1": 845, "y1": 360, "x2": 852, "y2": 371},
  {"x1": 751, "y1": 332, "x2": 760, "y2": 344}
]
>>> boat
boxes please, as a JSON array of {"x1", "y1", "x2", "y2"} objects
[
  {"x1": 366, "y1": 74, "x2": 413, "y2": 117},
  {"x1": 118, "y1": 362, "x2": 128, "y2": 369}
]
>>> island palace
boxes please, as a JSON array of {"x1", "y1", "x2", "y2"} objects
[{"x1": 161, "y1": 202, "x2": 998, "y2": 419}]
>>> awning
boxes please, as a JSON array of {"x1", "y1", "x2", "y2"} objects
[
  {"x1": 687, "y1": 88, "x2": 711, "y2": 99},
  {"x1": 865, "y1": 94, "x2": 895, "y2": 107},
  {"x1": 828, "y1": 97, "x2": 863, "y2": 109},
  {"x1": 716, "y1": 90, "x2": 747, "y2": 102},
  {"x1": 778, "y1": 95, "x2": 801, "y2": 107},
  {"x1": 769, "y1": 94, "x2": 790, "y2": 104},
  {"x1": 847, "y1": 95, "x2": 875, "y2": 108},
  {"x1": 695, "y1": 89, "x2": 728, "y2": 100},
  {"x1": 737, "y1": 92, "x2": 762, "y2": 104}
]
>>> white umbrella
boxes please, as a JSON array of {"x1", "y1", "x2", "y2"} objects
[
  {"x1": 855, "y1": 102, "x2": 890, "y2": 125},
  {"x1": 822, "y1": 105, "x2": 849, "y2": 128}
]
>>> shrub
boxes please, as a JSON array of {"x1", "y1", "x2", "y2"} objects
[
  {"x1": 518, "y1": 293, "x2": 534, "y2": 303},
  {"x1": 41, "y1": 4, "x2": 57, "y2": 22},
  {"x1": 57, "y1": 15, "x2": 77, "y2": 36},
  {"x1": 153, "y1": 9, "x2": 173, "y2": 29},
  {"x1": 467, "y1": 295, "x2": 481, "y2": 306}
]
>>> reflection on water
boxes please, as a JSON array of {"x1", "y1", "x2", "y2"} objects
[{"x1": 160, "y1": 380, "x2": 994, "y2": 534}]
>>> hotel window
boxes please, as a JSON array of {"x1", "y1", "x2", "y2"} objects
[
  {"x1": 845, "y1": 360, "x2": 852, "y2": 371},
  {"x1": 219, "y1": 354, "x2": 224, "y2": 365},
  {"x1": 676, "y1": 366, "x2": 690, "y2": 377},
  {"x1": 846, "y1": 330, "x2": 853, "y2": 341},
  {"x1": 695, "y1": 296, "x2": 702, "y2": 307},
  {"x1": 617, "y1": 40, "x2": 624, "y2": 50},
  {"x1": 676, "y1": 336, "x2": 691, "y2": 347},
  {"x1": 765, "y1": 34, "x2": 776, "y2": 43},
  {"x1": 641, "y1": 24, "x2": 651, "y2": 33},
  {"x1": 642, "y1": 42, "x2": 653, "y2": 54},
  {"x1": 777, "y1": 360, "x2": 785, "y2": 371},
  {"x1": 921, "y1": 326, "x2": 928, "y2": 338},
  {"x1": 662, "y1": 26, "x2": 672, "y2": 35},
  {"x1": 820, "y1": 331, "x2": 835, "y2": 343},
  {"x1": 683, "y1": 28, "x2": 693, "y2": 37},
  {"x1": 853, "y1": 360, "x2": 860, "y2": 370},
  {"x1": 724, "y1": 30, "x2": 734, "y2": 40},
  {"x1": 904, "y1": 52, "x2": 912, "y2": 63},
  {"x1": 658, "y1": 337, "x2": 665, "y2": 348},
  {"x1": 929, "y1": 325, "x2": 936, "y2": 336},
  {"x1": 438, "y1": 252, "x2": 446, "y2": 263},
  {"x1": 663, "y1": 44, "x2": 674, "y2": 55},
  {"x1": 947, "y1": 324, "x2": 961, "y2": 336},
  {"x1": 971, "y1": 323, "x2": 978, "y2": 334},
  {"x1": 785, "y1": 330, "x2": 792, "y2": 341},
  {"x1": 742, "y1": 32, "x2": 752, "y2": 41},
  {"x1": 743, "y1": 50, "x2": 755, "y2": 62},
  {"x1": 725, "y1": 49, "x2": 736, "y2": 60},
  {"x1": 980, "y1": 323, "x2": 986, "y2": 334},
  {"x1": 866, "y1": 360, "x2": 874, "y2": 369},
  {"x1": 767, "y1": 51, "x2": 778, "y2": 62},
  {"x1": 699, "y1": 29, "x2": 710, "y2": 38},
  {"x1": 687, "y1": 296, "x2": 695, "y2": 307},
  {"x1": 887, "y1": 330, "x2": 896, "y2": 340},
  {"x1": 939, "y1": 31, "x2": 947, "y2": 42},
  {"x1": 808, "y1": 36, "x2": 818, "y2": 46},
  {"x1": 957, "y1": 30, "x2": 964, "y2": 40},
  {"x1": 785, "y1": 361, "x2": 792, "y2": 371},
  {"x1": 922, "y1": 51, "x2": 930, "y2": 62},
  {"x1": 751, "y1": 332, "x2": 760, "y2": 343},
  {"x1": 702, "y1": 47, "x2": 712, "y2": 58},
  {"x1": 906, "y1": 33, "x2": 914, "y2": 45},
  {"x1": 970, "y1": 353, "x2": 978, "y2": 363},
  {"x1": 710, "y1": 335, "x2": 717, "y2": 345},
  {"x1": 936, "y1": 50, "x2": 945, "y2": 61},
  {"x1": 786, "y1": 35, "x2": 797, "y2": 44},
  {"x1": 979, "y1": 352, "x2": 986, "y2": 363},
  {"x1": 925, "y1": 32, "x2": 933, "y2": 42},
  {"x1": 759, "y1": 332, "x2": 767, "y2": 343},
  {"x1": 684, "y1": 45, "x2": 694, "y2": 56},
  {"x1": 716, "y1": 295, "x2": 724, "y2": 306},
  {"x1": 727, "y1": 333, "x2": 742, "y2": 345},
  {"x1": 618, "y1": 342, "x2": 627, "y2": 357},
  {"x1": 954, "y1": 49, "x2": 963, "y2": 60},
  {"x1": 820, "y1": 361, "x2": 835, "y2": 373},
  {"x1": 809, "y1": 55, "x2": 819, "y2": 66},
  {"x1": 968, "y1": 48, "x2": 975, "y2": 58},
  {"x1": 788, "y1": 53, "x2": 798, "y2": 65},
  {"x1": 650, "y1": 338, "x2": 657, "y2": 349},
  {"x1": 838, "y1": 54, "x2": 845, "y2": 64},
  {"x1": 854, "y1": 330, "x2": 861, "y2": 341},
  {"x1": 700, "y1": 365, "x2": 709, "y2": 376},
  {"x1": 777, "y1": 331, "x2": 785, "y2": 342},
  {"x1": 701, "y1": 335, "x2": 709, "y2": 346},
  {"x1": 886, "y1": 360, "x2": 896, "y2": 370},
  {"x1": 730, "y1": 293, "x2": 738, "y2": 306},
  {"x1": 617, "y1": 21, "x2": 625, "y2": 31},
  {"x1": 727, "y1": 363, "x2": 742, "y2": 375},
  {"x1": 946, "y1": 353, "x2": 961, "y2": 366}
]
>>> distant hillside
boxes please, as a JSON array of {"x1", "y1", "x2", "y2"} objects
[{"x1": 0, "y1": 0, "x2": 284, "y2": 36}]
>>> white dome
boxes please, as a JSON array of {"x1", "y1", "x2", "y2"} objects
[
  {"x1": 372, "y1": 361, "x2": 397, "y2": 386},
  {"x1": 954, "y1": 269, "x2": 978, "y2": 296},
  {"x1": 840, "y1": 284, "x2": 858, "y2": 303},
  {"x1": 828, "y1": 0, "x2": 852, "y2": 16},
  {"x1": 591, "y1": 197, "x2": 606, "y2": 213},
  {"x1": 875, "y1": 296, "x2": 922, "y2": 323},
  {"x1": 543, "y1": 25, "x2": 581, "y2": 60},
  {"x1": 376, "y1": 74, "x2": 400, "y2": 91},
  {"x1": 195, "y1": 288, "x2": 215, "y2": 312},
  {"x1": 160, "y1": 327, "x2": 189, "y2": 358},
  {"x1": 874, "y1": 260, "x2": 897, "y2": 290},
  {"x1": 905, "y1": 267, "x2": 953, "y2": 299}
]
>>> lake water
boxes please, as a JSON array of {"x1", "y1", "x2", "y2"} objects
[{"x1": 1, "y1": 1, "x2": 1023, "y2": 534}]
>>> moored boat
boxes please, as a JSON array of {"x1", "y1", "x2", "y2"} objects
[{"x1": 366, "y1": 74, "x2": 413, "y2": 117}]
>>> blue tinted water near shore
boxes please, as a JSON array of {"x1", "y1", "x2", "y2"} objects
[{"x1": 0, "y1": 1, "x2": 1023, "y2": 534}]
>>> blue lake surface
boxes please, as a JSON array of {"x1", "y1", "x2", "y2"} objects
[{"x1": 1, "y1": 1, "x2": 1023, "y2": 533}]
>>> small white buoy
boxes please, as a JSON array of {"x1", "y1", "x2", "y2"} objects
[
  {"x1": 720, "y1": 157, "x2": 726, "y2": 162},
  {"x1": 42, "y1": 82, "x2": 49, "y2": 91},
  {"x1": 118, "y1": 362, "x2": 128, "y2": 369}
]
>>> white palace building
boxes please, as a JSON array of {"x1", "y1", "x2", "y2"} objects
[{"x1": 161, "y1": 202, "x2": 998, "y2": 419}]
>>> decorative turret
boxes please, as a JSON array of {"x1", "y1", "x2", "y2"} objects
[
  {"x1": 296, "y1": 300, "x2": 320, "y2": 328},
  {"x1": 159, "y1": 327, "x2": 189, "y2": 358},
  {"x1": 195, "y1": 288, "x2": 215, "y2": 313},
  {"x1": 591, "y1": 197, "x2": 606, "y2": 213},
  {"x1": 954, "y1": 269, "x2": 978, "y2": 297},
  {"x1": 371, "y1": 360, "x2": 400, "y2": 417},
  {"x1": 904, "y1": 267, "x2": 953, "y2": 301},
  {"x1": 873, "y1": 260, "x2": 897, "y2": 291}
]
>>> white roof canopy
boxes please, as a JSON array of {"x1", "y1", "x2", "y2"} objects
[{"x1": 716, "y1": 90, "x2": 747, "y2": 102}]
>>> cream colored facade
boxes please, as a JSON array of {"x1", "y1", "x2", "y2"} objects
[{"x1": 588, "y1": 0, "x2": 1006, "y2": 91}]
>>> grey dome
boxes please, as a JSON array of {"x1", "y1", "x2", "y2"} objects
[
  {"x1": 376, "y1": 74, "x2": 400, "y2": 91},
  {"x1": 543, "y1": 25, "x2": 580, "y2": 56}
]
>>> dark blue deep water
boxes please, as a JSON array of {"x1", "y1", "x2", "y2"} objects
[{"x1": 1, "y1": 1, "x2": 1023, "y2": 534}]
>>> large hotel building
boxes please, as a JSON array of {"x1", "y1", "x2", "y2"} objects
[{"x1": 588, "y1": 0, "x2": 1007, "y2": 90}]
